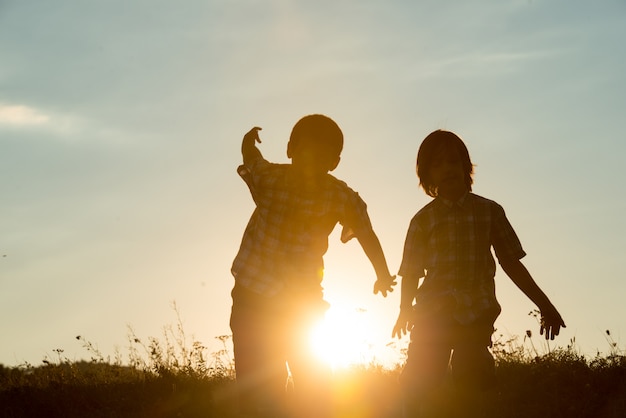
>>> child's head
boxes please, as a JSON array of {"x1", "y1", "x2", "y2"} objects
[
  {"x1": 287, "y1": 114, "x2": 343, "y2": 173},
  {"x1": 416, "y1": 130, "x2": 474, "y2": 198}
]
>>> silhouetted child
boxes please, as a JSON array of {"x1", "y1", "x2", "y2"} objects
[
  {"x1": 392, "y1": 130, "x2": 565, "y2": 417},
  {"x1": 231, "y1": 114, "x2": 396, "y2": 417}
]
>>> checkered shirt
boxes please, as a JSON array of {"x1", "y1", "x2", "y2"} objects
[
  {"x1": 231, "y1": 157, "x2": 373, "y2": 297},
  {"x1": 398, "y1": 193, "x2": 527, "y2": 325}
]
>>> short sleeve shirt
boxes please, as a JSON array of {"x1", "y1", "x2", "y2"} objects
[
  {"x1": 231, "y1": 158, "x2": 373, "y2": 297},
  {"x1": 398, "y1": 193, "x2": 526, "y2": 324}
]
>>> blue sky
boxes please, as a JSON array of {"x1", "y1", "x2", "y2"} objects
[{"x1": 1, "y1": 0, "x2": 625, "y2": 367}]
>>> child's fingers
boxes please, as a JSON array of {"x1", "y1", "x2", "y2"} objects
[
  {"x1": 541, "y1": 323, "x2": 561, "y2": 340},
  {"x1": 244, "y1": 126, "x2": 263, "y2": 143},
  {"x1": 373, "y1": 281, "x2": 393, "y2": 297},
  {"x1": 392, "y1": 323, "x2": 406, "y2": 339}
]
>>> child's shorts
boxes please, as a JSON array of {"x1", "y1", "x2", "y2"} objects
[{"x1": 399, "y1": 314, "x2": 496, "y2": 393}]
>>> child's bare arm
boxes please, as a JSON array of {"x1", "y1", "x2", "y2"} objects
[
  {"x1": 242, "y1": 126, "x2": 263, "y2": 166},
  {"x1": 392, "y1": 274, "x2": 420, "y2": 339},
  {"x1": 356, "y1": 229, "x2": 397, "y2": 297},
  {"x1": 399, "y1": 273, "x2": 419, "y2": 312},
  {"x1": 500, "y1": 258, "x2": 566, "y2": 340}
]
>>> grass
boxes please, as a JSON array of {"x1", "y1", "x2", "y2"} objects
[
  {"x1": 1, "y1": 308, "x2": 625, "y2": 418},
  {"x1": 485, "y1": 329, "x2": 626, "y2": 418}
]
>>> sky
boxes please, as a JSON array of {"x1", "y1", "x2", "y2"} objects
[{"x1": 1, "y1": 0, "x2": 625, "y2": 368}]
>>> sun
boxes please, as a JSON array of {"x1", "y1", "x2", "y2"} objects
[{"x1": 308, "y1": 305, "x2": 374, "y2": 369}]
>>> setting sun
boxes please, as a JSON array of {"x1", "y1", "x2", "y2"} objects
[{"x1": 309, "y1": 305, "x2": 375, "y2": 369}]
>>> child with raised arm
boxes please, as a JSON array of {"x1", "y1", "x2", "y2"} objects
[
  {"x1": 392, "y1": 130, "x2": 565, "y2": 417},
  {"x1": 231, "y1": 114, "x2": 396, "y2": 417}
]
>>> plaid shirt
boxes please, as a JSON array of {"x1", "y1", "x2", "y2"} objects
[
  {"x1": 231, "y1": 157, "x2": 373, "y2": 297},
  {"x1": 398, "y1": 193, "x2": 526, "y2": 325}
]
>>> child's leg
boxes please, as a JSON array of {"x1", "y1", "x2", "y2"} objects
[
  {"x1": 450, "y1": 343, "x2": 495, "y2": 389},
  {"x1": 286, "y1": 356, "x2": 332, "y2": 418},
  {"x1": 400, "y1": 329, "x2": 453, "y2": 417},
  {"x1": 283, "y1": 306, "x2": 333, "y2": 418},
  {"x1": 449, "y1": 326, "x2": 497, "y2": 417},
  {"x1": 230, "y1": 292, "x2": 290, "y2": 416}
]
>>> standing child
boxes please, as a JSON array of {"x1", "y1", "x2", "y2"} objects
[
  {"x1": 392, "y1": 130, "x2": 565, "y2": 417},
  {"x1": 231, "y1": 114, "x2": 396, "y2": 417}
]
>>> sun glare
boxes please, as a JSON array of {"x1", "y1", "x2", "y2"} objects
[{"x1": 309, "y1": 306, "x2": 374, "y2": 369}]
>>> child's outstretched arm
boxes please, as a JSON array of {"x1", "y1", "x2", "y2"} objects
[
  {"x1": 392, "y1": 274, "x2": 419, "y2": 339},
  {"x1": 356, "y1": 229, "x2": 397, "y2": 297},
  {"x1": 242, "y1": 126, "x2": 263, "y2": 166},
  {"x1": 500, "y1": 258, "x2": 566, "y2": 340}
]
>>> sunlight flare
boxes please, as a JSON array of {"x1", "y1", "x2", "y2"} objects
[{"x1": 309, "y1": 306, "x2": 374, "y2": 369}]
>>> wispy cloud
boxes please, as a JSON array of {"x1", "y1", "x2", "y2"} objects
[
  {"x1": 0, "y1": 102, "x2": 88, "y2": 139},
  {"x1": 0, "y1": 103, "x2": 50, "y2": 126},
  {"x1": 401, "y1": 46, "x2": 573, "y2": 82}
]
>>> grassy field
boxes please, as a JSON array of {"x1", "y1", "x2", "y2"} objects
[{"x1": 1, "y1": 319, "x2": 625, "y2": 417}]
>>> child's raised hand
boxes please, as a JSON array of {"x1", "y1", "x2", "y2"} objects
[
  {"x1": 244, "y1": 126, "x2": 262, "y2": 144},
  {"x1": 242, "y1": 127, "x2": 264, "y2": 164},
  {"x1": 374, "y1": 275, "x2": 397, "y2": 297},
  {"x1": 392, "y1": 308, "x2": 413, "y2": 339},
  {"x1": 539, "y1": 305, "x2": 566, "y2": 340}
]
